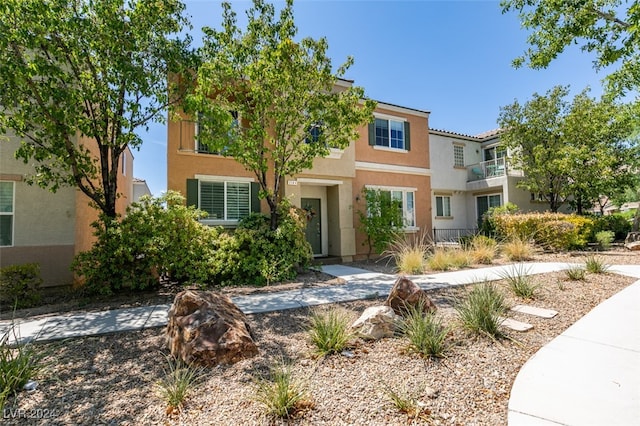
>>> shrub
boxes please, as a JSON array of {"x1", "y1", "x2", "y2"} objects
[
  {"x1": 499, "y1": 264, "x2": 538, "y2": 299},
  {"x1": 385, "y1": 232, "x2": 431, "y2": 274},
  {"x1": 450, "y1": 249, "x2": 473, "y2": 268},
  {"x1": 592, "y1": 213, "x2": 631, "y2": 240},
  {"x1": 356, "y1": 188, "x2": 403, "y2": 257},
  {"x1": 211, "y1": 201, "x2": 312, "y2": 286},
  {"x1": 585, "y1": 255, "x2": 610, "y2": 274},
  {"x1": 455, "y1": 282, "x2": 507, "y2": 338},
  {"x1": 400, "y1": 304, "x2": 449, "y2": 358},
  {"x1": 0, "y1": 324, "x2": 45, "y2": 411},
  {"x1": 565, "y1": 266, "x2": 586, "y2": 281},
  {"x1": 382, "y1": 383, "x2": 428, "y2": 420},
  {"x1": 595, "y1": 230, "x2": 615, "y2": 250},
  {"x1": 254, "y1": 360, "x2": 311, "y2": 419},
  {"x1": 491, "y1": 212, "x2": 594, "y2": 251},
  {"x1": 73, "y1": 192, "x2": 218, "y2": 295},
  {"x1": 480, "y1": 202, "x2": 519, "y2": 237},
  {"x1": 427, "y1": 248, "x2": 452, "y2": 271},
  {"x1": 0, "y1": 263, "x2": 42, "y2": 309},
  {"x1": 501, "y1": 236, "x2": 535, "y2": 261},
  {"x1": 155, "y1": 355, "x2": 203, "y2": 415},
  {"x1": 468, "y1": 235, "x2": 497, "y2": 264},
  {"x1": 308, "y1": 308, "x2": 353, "y2": 357}
]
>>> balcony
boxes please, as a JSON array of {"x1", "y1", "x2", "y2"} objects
[{"x1": 467, "y1": 157, "x2": 507, "y2": 182}]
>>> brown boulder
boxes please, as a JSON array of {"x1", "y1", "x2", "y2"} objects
[
  {"x1": 625, "y1": 232, "x2": 640, "y2": 251},
  {"x1": 385, "y1": 276, "x2": 437, "y2": 316},
  {"x1": 166, "y1": 290, "x2": 258, "y2": 366}
]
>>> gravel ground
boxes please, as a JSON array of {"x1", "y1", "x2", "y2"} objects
[{"x1": 3, "y1": 251, "x2": 639, "y2": 425}]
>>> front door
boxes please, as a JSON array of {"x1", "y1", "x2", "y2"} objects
[{"x1": 302, "y1": 198, "x2": 322, "y2": 256}]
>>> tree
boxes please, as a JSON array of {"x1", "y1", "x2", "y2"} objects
[
  {"x1": 356, "y1": 188, "x2": 403, "y2": 258},
  {"x1": 501, "y1": 0, "x2": 640, "y2": 96},
  {"x1": 187, "y1": 0, "x2": 376, "y2": 229},
  {"x1": 0, "y1": 0, "x2": 197, "y2": 219},
  {"x1": 498, "y1": 85, "x2": 639, "y2": 213}
]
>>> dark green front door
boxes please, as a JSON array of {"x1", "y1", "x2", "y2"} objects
[{"x1": 302, "y1": 198, "x2": 322, "y2": 255}]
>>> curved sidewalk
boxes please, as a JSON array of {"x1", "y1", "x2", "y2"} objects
[{"x1": 508, "y1": 265, "x2": 640, "y2": 426}]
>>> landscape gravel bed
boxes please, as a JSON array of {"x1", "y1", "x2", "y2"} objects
[{"x1": 3, "y1": 252, "x2": 638, "y2": 425}]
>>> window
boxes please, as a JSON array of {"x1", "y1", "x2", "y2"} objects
[
  {"x1": 483, "y1": 146, "x2": 506, "y2": 161},
  {"x1": 200, "y1": 181, "x2": 250, "y2": 221},
  {"x1": 121, "y1": 151, "x2": 127, "y2": 176},
  {"x1": 305, "y1": 122, "x2": 323, "y2": 144},
  {"x1": 435, "y1": 196, "x2": 451, "y2": 217},
  {"x1": 0, "y1": 182, "x2": 14, "y2": 246},
  {"x1": 375, "y1": 118, "x2": 405, "y2": 149},
  {"x1": 195, "y1": 111, "x2": 238, "y2": 154},
  {"x1": 453, "y1": 145, "x2": 464, "y2": 167},
  {"x1": 476, "y1": 194, "x2": 502, "y2": 224},
  {"x1": 369, "y1": 187, "x2": 416, "y2": 228}
]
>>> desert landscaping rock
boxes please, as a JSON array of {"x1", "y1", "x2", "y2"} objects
[
  {"x1": 349, "y1": 305, "x2": 399, "y2": 340},
  {"x1": 511, "y1": 304, "x2": 558, "y2": 318},
  {"x1": 385, "y1": 276, "x2": 437, "y2": 316},
  {"x1": 165, "y1": 290, "x2": 258, "y2": 366}
]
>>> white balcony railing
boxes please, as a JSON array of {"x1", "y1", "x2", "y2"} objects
[{"x1": 467, "y1": 157, "x2": 507, "y2": 181}]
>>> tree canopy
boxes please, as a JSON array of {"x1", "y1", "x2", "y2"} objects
[
  {"x1": 501, "y1": 0, "x2": 640, "y2": 96},
  {"x1": 498, "y1": 85, "x2": 640, "y2": 213},
  {"x1": 0, "y1": 0, "x2": 196, "y2": 218},
  {"x1": 186, "y1": 0, "x2": 376, "y2": 229}
]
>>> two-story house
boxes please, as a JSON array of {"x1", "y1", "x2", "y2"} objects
[
  {"x1": 0, "y1": 132, "x2": 141, "y2": 287},
  {"x1": 429, "y1": 128, "x2": 554, "y2": 242},
  {"x1": 167, "y1": 79, "x2": 432, "y2": 261}
]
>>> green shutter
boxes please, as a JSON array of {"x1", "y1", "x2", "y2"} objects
[
  {"x1": 251, "y1": 182, "x2": 261, "y2": 213},
  {"x1": 368, "y1": 122, "x2": 375, "y2": 146},
  {"x1": 404, "y1": 121, "x2": 411, "y2": 151},
  {"x1": 186, "y1": 179, "x2": 198, "y2": 207}
]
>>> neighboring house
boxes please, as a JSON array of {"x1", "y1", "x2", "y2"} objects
[
  {"x1": 133, "y1": 178, "x2": 152, "y2": 202},
  {"x1": 167, "y1": 79, "x2": 431, "y2": 261},
  {"x1": 0, "y1": 132, "x2": 135, "y2": 287},
  {"x1": 429, "y1": 128, "x2": 554, "y2": 242}
]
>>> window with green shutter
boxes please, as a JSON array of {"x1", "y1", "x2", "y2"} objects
[
  {"x1": 370, "y1": 117, "x2": 410, "y2": 150},
  {"x1": 194, "y1": 180, "x2": 253, "y2": 222}
]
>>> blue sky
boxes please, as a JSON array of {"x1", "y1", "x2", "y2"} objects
[{"x1": 135, "y1": 0, "x2": 608, "y2": 196}]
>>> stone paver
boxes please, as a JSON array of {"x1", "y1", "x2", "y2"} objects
[{"x1": 511, "y1": 305, "x2": 558, "y2": 319}]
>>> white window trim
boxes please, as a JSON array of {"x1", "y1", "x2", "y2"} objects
[
  {"x1": 365, "y1": 185, "x2": 418, "y2": 231},
  {"x1": 197, "y1": 177, "x2": 253, "y2": 225},
  {"x1": 373, "y1": 114, "x2": 407, "y2": 151},
  {"x1": 435, "y1": 195, "x2": 452, "y2": 218},
  {"x1": 0, "y1": 181, "x2": 15, "y2": 247}
]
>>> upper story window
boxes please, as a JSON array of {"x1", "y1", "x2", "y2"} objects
[
  {"x1": 368, "y1": 117, "x2": 411, "y2": 151},
  {"x1": 305, "y1": 122, "x2": 323, "y2": 144},
  {"x1": 0, "y1": 181, "x2": 14, "y2": 246},
  {"x1": 121, "y1": 150, "x2": 128, "y2": 176},
  {"x1": 483, "y1": 146, "x2": 506, "y2": 161},
  {"x1": 196, "y1": 111, "x2": 238, "y2": 154},
  {"x1": 453, "y1": 145, "x2": 464, "y2": 167}
]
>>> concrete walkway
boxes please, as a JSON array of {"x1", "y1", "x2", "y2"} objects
[{"x1": 1, "y1": 261, "x2": 638, "y2": 425}]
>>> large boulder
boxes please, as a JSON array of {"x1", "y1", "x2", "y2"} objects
[
  {"x1": 624, "y1": 232, "x2": 640, "y2": 251},
  {"x1": 385, "y1": 276, "x2": 437, "y2": 316},
  {"x1": 166, "y1": 290, "x2": 258, "y2": 366},
  {"x1": 350, "y1": 305, "x2": 399, "y2": 340}
]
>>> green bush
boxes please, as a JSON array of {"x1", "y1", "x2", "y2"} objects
[
  {"x1": 400, "y1": 304, "x2": 449, "y2": 358},
  {"x1": 0, "y1": 263, "x2": 42, "y2": 309},
  {"x1": 480, "y1": 202, "x2": 519, "y2": 237},
  {"x1": 595, "y1": 230, "x2": 615, "y2": 250},
  {"x1": 357, "y1": 188, "x2": 403, "y2": 257},
  {"x1": 491, "y1": 212, "x2": 594, "y2": 251},
  {"x1": 254, "y1": 360, "x2": 310, "y2": 419},
  {"x1": 455, "y1": 282, "x2": 507, "y2": 338},
  {"x1": 210, "y1": 201, "x2": 312, "y2": 286},
  {"x1": 1, "y1": 324, "x2": 45, "y2": 411},
  {"x1": 307, "y1": 308, "x2": 353, "y2": 357},
  {"x1": 592, "y1": 214, "x2": 632, "y2": 240},
  {"x1": 73, "y1": 191, "x2": 219, "y2": 295}
]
